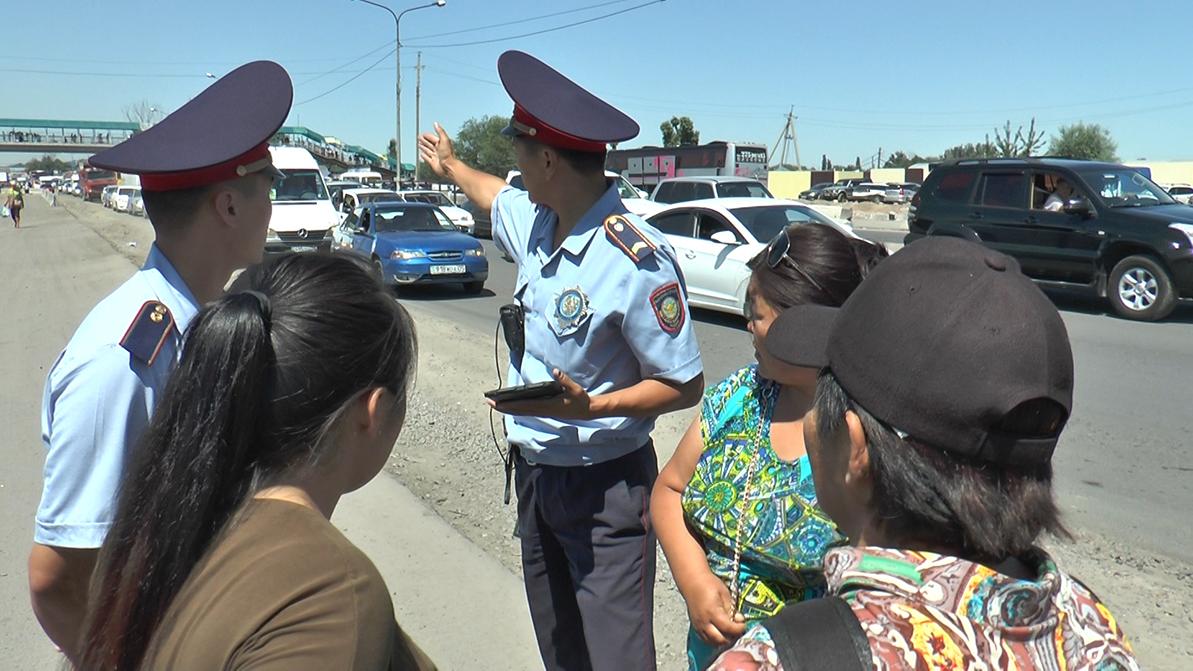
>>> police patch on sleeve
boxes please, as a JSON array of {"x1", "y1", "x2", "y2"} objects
[{"x1": 650, "y1": 283, "x2": 685, "y2": 335}]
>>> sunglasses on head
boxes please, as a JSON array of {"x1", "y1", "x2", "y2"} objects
[{"x1": 764, "y1": 230, "x2": 833, "y2": 299}]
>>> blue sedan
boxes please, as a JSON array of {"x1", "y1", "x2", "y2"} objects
[{"x1": 344, "y1": 202, "x2": 488, "y2": 293}]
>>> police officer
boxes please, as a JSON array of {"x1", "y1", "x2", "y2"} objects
[
  {"x1": 420, "y1": 51, "x2": 704, "y2": 671},
  {"x1": 27, "y1": 61, "x2": 291, "y2": 663}
]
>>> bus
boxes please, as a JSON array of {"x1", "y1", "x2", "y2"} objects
[
  {"x1": 606, "y1": 141, "x2": 768, "y2": 193},
  {"x1": 338, "y1": 169, "x2": 384, "y2": 188}
]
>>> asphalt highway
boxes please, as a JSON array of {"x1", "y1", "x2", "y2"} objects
[{"x1": 399, "y1": 232, "x2": 1193, "y2": 563}]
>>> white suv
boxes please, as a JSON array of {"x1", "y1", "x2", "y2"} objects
[{"x1": 650, "y1": 176, "x2": 773, "y2": 204}]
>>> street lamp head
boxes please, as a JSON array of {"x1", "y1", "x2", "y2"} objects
[
  {"x1": 205, "y1": 72, "x2": 216, "y2": 79},
  {"x1": 435, "y1": 0, "x2": 445, "y2": 6}
]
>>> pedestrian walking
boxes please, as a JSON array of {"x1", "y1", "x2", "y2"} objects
[
  {"x1": 27, "y1": 61, "x2": 292, "y2": 665},
  {"x1": 79, "y1": 254, "x2": 434, "y2": 671},
  {"x1": 6, "y1": 181, "x2": 24, "y2": 227},
  {"x1": 420, "y1": 50, "x2": 704, "y2": 671},
  {"x1": 710, "y1": 237, "x2": 1140, "y2": 670},
  {"x1": 652, "y1": 224, "x2": 887, "y2": 670}
]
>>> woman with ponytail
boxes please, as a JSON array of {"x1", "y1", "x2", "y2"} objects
[
  {"x1": 79, "y1": 253, "x2": 429, "y2": 670},
  {"x1": 651, "y1": 224, "x2": 887, "y2": 670}
]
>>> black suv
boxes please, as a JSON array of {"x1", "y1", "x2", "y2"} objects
[{"x1": 906, "y1": 158, "x2": 1193, "y2": 321}]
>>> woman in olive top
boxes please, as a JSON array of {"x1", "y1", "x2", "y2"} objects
[{"x1": 79, "y1": 253, "x2": 432, "y2": 670}]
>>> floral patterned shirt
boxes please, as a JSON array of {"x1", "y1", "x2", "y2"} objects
[{"x1": 709, "y1": 546, "x2": 1139, "y2": 671}]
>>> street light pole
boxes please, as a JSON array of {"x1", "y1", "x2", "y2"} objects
[{"x1": 355, "y1": 0, "x2": 445, "y2": 185}]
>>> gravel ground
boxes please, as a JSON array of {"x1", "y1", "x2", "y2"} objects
[{"x1": 60, "y1": 194, "x2": 1191, "y2": 669}]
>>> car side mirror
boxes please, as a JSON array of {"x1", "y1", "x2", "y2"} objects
[
  {"x1": 1064, "y1": 197, "x2": 1093, "y2": 217},
  {"x1": 710, "y1": 230, "x2": 741, "y2": 245}
]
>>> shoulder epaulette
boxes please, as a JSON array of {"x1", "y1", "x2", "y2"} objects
[
  {"x1": 604, "y1": 214, "x2": 656, "y2": 263},
  {"x1": 119, "y1": 301, "x2": 176, "y2": 367}
]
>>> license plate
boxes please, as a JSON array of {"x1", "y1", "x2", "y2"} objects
[
  {"x1": 430, "y1": 264, "x2": 465, "y2": 275},
  {"x1": 291, "y1": 245, "x2": 316, "y2": 253}
]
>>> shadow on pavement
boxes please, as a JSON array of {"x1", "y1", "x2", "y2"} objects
[
  {"x1": 1043, "y1": 288, "x2": 1193, "y2": 325},
  {"x1": 691, "y1": 307, "x2": 747, "y2": 330},
  {"x1": 388, "y1": 285, "x2": 497, "y2": 301}
]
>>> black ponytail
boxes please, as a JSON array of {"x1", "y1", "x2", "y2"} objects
[{"x1": 80, "y1": 253, "x2": 417, "y2": 670}]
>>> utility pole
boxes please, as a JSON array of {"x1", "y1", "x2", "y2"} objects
[
  {"x1": 769, "y1": 107, "x2": 801, "y2": 170},
  {"x1": 414, "y1": 51, "x2": 423, "y2": 184}
]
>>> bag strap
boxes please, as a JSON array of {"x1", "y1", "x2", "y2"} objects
[{"x1": 761, "y1": 597, "x2": 871, "y2": 671}]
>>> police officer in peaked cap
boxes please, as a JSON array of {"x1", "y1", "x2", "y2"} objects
[
  {"x1": 28, "y1": 61, "x2": 292, "y2": 663},
  {"x1": 420, "y1": 50, "x2": 704, "y2": 671}
]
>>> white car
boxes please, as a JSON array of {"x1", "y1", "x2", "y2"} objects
[
  {"x1": 506, "y1": 170, "x2": 663, "y2": 218},
  {"x1": 337, "y1": 187, "x2": 403, "y2": 223},
  {"x1": 397, "y1": 190, "x2": 475, "y2": 234},
  {"x1": 844, "y1": 182, "x2": 890, "y2": 203},
  {"x1": 646, "y1": 198, "x2": 856, "y2": 316},
  {"x1": 113, "y1": 186, "x2": 140, "y2": 213},
  {"x1": 1165, "y1": 183, "x2": 1193, "y2": 204}
]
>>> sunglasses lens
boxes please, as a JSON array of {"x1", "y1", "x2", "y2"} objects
[{"x1": 767, "y1": 233, "x2": 788, "y2": 268}]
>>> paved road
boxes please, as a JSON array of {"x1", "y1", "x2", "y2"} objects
[{"x1": 397, "y1": 232, "x2": 1193, "y2": 563}]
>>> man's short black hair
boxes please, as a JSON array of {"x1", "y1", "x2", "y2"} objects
[
  {"x1": 515, "y1": 136, "x2": 607, "y2": 176},
  {"x1": 141, "y1": 176, "x2": 265, "y2": 230},
  {"x1": 813, "y1": 370, "x2": 1071, "y2": 561}
]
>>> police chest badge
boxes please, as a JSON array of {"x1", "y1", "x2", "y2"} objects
[
  {"x1": 650, "y1": 282, "x2": 685, "y2": 335},
  {"x1": 551, "y1": 286, "x2": 592, "y2": 337}
]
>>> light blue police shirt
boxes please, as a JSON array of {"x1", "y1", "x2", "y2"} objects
[
  {"x1": 492, "y1": 182, "x2": 703, "y2": 467},
  {"x1": 36, "y1": 245, "x2": 200, "y2": 548}
]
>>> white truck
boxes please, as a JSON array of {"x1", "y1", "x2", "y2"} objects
[{"x1": 265, "y1": 147, "x2": 341, "y2": 254}]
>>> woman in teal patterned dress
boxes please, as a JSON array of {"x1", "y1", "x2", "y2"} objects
[{"x1": 651, "y1": 223, "x2": 887, "y2": 670}]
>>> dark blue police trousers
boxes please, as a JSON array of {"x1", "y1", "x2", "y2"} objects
[{"x1": 515, "y1": 443, "x2": 658, "y2": 671}]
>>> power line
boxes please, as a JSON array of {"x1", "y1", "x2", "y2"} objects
[
  {"x1": 404, "y1": 0, "x2": 638, "y2": 40},
  {"x1": 294, "y1": 48, "x2": 396, "y2": 106},
  {"x1": 404, "y1": 0, "x2": 666, "y2": 48}
]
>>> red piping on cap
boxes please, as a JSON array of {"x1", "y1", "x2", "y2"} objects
[
  {"x1": 140, "y1": 142, "x2": 271, "y2": 192},
  {"x1": 512, "y1": 105, "x2": 606, "y2": 154}
]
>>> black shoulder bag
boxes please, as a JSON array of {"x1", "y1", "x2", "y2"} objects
[{"x1": 760, "y1": 597, "x2": 871, "y2": 671}]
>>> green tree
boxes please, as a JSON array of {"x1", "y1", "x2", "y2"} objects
[
  {"x1": 941, "y1": 141, "x2": 996, "y2": 161},
  {"x1": 454, "y1": 115, "x2": 518, "y2": 178},
  {"x1": 660, "y1": 116, "x2": 699, "y2": 147},
  {"x1": 883, "y1": 151, "x2": 928, "y2": 169},
  {"x1": 25, "y1": 155, "x2": 73, "y2": 173},
  {"x1": 1048, "y1": 123, "x2": 1118, "y2": 162}
]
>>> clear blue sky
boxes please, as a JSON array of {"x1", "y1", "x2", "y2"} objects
[{"x1": 4, "y1": 0, "x2": 1193, "y2": 167}]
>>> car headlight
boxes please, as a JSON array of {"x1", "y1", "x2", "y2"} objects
[
  {"x1": 465, "y1": 248, "x2": 485, "y2": 257},
  {"x1": 391, "y1": 249, "x2": 426, "y2": 260},
  {"x1": 1170, "y1": 223, "x2": 1193, "y2": 247}
]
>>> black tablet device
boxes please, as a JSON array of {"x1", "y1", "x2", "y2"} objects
[{"x1": 483, "y1": 381, "x2": 565, "y2": 403}]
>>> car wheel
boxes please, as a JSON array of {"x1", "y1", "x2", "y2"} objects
[
  {"x1": 463, "y1": 281, "x2": 485, "y2": 294},
  {"x1": 837, "y1": 192, "x2": 847, "y2": 202},
  {"x1": 1107, "y1": 255, "x2": 1176, "y2": 321},
  {"x1": 870, "y1": 195, "x2": 882, "y2": 203}
]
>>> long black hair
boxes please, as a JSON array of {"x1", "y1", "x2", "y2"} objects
[
  {"x1": 79, "y1": 253, "x2": 417, "y2": 670},
  {"x1": 747, "y1": 223, "x2": 888, "y2": 310}
]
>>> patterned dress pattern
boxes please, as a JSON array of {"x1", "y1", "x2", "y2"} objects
[
  {"x1": 680, "y1": 365, "x2": 841, "y2": 670},
  {"x1": 709, "y1": 546, "x2": 1140, "y2": 671}
]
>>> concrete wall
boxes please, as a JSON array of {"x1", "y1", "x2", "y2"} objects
[
  {"x1": 866, "y1": 168, "x2": 904, "y2": 184},
  {"x1": 1129, "y1": 161, "x2": 1193, "y2": 186},
  {"x1": 834, "y1": 170, "x2": 863, "y2": 181},
  {"x1": 767, "y1": 171, "x2": 812, "y2": 198}
]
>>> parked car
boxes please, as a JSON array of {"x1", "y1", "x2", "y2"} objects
[
  {"x1": 843, "y1": 182, "x2": 890, "y2": 203},
  {"x1": 337, "y1": 187, "x2": 403, "y2": 223},
  {"x1": 100, "y1": 185, "x2": 119, "y2": 208},
  {"x1": 130, "y1": 191, "x2": 145, "y2": 217},
  {"x1": 883, "y1": 182, "x2": 920, "y2": 204},
  {"x1": 819, "y1": 178, "x2": 866, "y2": 202},
  {"x1": 340, "y1": 202, "x2": 488, "y2": 293},
  {"x1": 1165, "y1": 183, "x2": 1193, "y2": 205},
  {"x1": 506, "y1": 170, "x2": 661, "y2": 218},
  {"x1": 113, "y1": 186, "x2": 139, "y2": 213},
  {"x1": 906, "y1": 157, "x2": 1193, "y2": 321},
  {"x1": 397, "y1": 190, "x2": 475, "y2": 234},
  {"x1": 459, "y1": 197, "x2": 493, "y2": 238},
  {"x1": 798, "y1": 182, "x2": 833, "y2": 200},
  {"x1": 650, "y1": 176, "x2": 773, "y2": 205},
  {"x1": 325, "y1": 179, "x2": 360, "y2": 211},
  {"x1": 646, "y1": 198, "x2": 856, "y2": 316}
]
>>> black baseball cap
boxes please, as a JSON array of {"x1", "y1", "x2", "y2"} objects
[{"x1": 765, "y1": 237, "x2": 1074, "y2": 465}]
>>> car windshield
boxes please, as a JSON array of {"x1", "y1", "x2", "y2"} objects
[
  {"x1": 85, "y1": 170, "x2": 115, "y2": 180},
  {"x1": 1077, "y1": 169, "x2": 1175, "y2": 207},
  {"x1": 374, "y1": 207, "x2": 455, "y2": 233},
  {"x1": 729, "y1": 205, "x2": 835, "y2": 241},
  {"x1": 271, "y1": 169, "x2": 329, "y2": 202},
  {"x1": 359, "y1": 193, "x2": 402, "y2": 204},
  {"x1": 404, "y1": 192, "x2": 452, "y2": 206},
  {"x1": 717, "y1": 181, "x2": 772, "y2": 198}
]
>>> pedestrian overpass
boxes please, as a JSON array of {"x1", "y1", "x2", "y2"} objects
[{"x1": 0, "y1": 118, "x2": 394, "y2": 176}]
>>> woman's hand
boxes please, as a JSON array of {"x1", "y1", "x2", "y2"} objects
[{"x1": 684, "y1": 573, "x2": 746, "y2": 646}]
